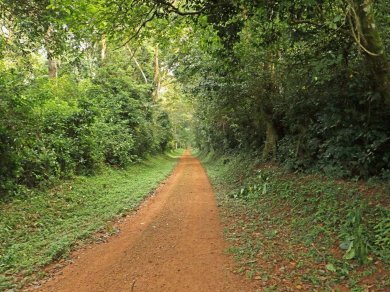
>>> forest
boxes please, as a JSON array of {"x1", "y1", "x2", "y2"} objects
[{"x1": 0, "y1": 0, "x2": 389, "y2": 290}]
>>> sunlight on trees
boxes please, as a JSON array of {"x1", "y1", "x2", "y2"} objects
[{"x1": 0, "y1": 0, "x2": 389, "y2": 190}]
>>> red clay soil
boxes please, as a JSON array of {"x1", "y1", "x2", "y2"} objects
[{"x1": 34, "y1": 151, "x2": 255, "y2": 292}]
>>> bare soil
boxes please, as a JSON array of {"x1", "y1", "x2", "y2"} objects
[{"x1": 34, "y1": 151, "x2": 255, "y2": 292}]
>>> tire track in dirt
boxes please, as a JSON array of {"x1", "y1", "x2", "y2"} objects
[{"x1": 35, "y1": 151, "x2": 255, "y2": 292}]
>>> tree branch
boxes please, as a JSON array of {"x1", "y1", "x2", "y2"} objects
[
  {"x1": 289, "y1": 19, "x2": 323, "y2": 28},
  {"x1": 119, "y1": 6, "x2": 157, "y2": 48},
  {"x1": 156, "y1": 1, "x2": 208, "y2": 16},
  {"x1": 126, "y1": 45, "x2": 148, "y2": 84}
]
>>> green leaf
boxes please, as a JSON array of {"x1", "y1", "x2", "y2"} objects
[
  {"x1": 325, "y1": 263, "x2": 336, "y2": 272},
  {"x1": 344, "y1": 247, "x2": 356, "y2": 260}
]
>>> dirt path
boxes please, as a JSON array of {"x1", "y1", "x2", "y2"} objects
[{"x1": 36, "y1": 151, "x2": 255, "y2": 292}]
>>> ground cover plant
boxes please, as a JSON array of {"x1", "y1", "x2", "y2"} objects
[
  {"x1": 202, "y1": 152, "x2": 390, "y2": 291},
  {"x1": 1, "y1": 0, "x2": 390, "y2": 290},
  {"x1": 0, "y1": 151, "x2": 181, "y2": 290}
]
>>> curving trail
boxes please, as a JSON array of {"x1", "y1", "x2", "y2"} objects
[{"x1": 36, "y1": 151, "x2": 255, "y2": 292}]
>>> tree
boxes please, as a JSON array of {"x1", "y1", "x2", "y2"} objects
[{"x1": 347, "y1": 0, "x2": 390, "y2": 106}]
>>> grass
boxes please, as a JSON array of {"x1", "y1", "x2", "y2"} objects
[
  {"x1": 201, "y1": 151, "x2": 390, "y2": 291},
  {"x1": 0, "y1": 150, "x2": 182, "y2": 290}
]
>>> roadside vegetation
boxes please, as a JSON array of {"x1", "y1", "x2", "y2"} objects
[
  {"x1": 1, "y1": 0, "x2": 389, "y2": 290},
  {"x1": 202, "y1": 152, "x2": 389, "y2": 291},
  {"x1": 0, "y1": 151, "x2": 181, "y2": 290},
  {"x1": 0, "y1": 42, "x2": 178, "y2": 197}
]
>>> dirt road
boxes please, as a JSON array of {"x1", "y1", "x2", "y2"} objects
[{"x1": 37, "y1": 151, "x2": 255, "y2": 292}]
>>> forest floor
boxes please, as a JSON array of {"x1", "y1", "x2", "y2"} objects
[
  {"x1": 29, "y1": 150, "x2": 256, "y2": 291},
  {"x1": 203, "y1": 153, "x2": 390, "y2": 291}
]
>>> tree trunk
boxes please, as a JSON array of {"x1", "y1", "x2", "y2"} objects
[
  {"x1": 262, "y1": 116, "x2": 278, "y2": 161},
  {"x1": 45, "y1": 25, "x2": 57, "y2": 78},
  {"x1": 48, "y1": 57, "x2": 57, "y2": 78},
  {"x1": 261, "y1": 55, "x2": 280, "y2": 161},
  {"x1": 126, "y1": 46, "x2": 148, "y2": 83},
  {"x1": 351, "y1": 0, "x2": 390, "y2": 106},
  {"x1": 101, "y1": 34, "x2": 107, "y2": 61},
  {"x1": 152, "y1": 45, "x2": 161, "y2": 102}
]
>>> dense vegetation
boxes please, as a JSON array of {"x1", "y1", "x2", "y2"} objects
[
  {"x1": 0, "y1": 51, "x2": 173, "y2": 195},
  {"x1": 167, "y1": 0, "x2": 390, "y2": 180},
  {"x1": 202, "y1": 152, "x2": 389, "y2": 290},
  {"x1": 1, "y1": 1, "x2": 388, "y2": 191},
  {"x1": 0, "y1": 4, "x2": 182, "y2": 196},
  {"x1": 0, "y1": 0, "x2": 389, "y2": 290}
]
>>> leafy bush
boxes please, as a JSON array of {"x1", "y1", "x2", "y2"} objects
[
  {"x1": 0, "y1": 53, "x2": 173, "y2": 197},
  {"x1": 94, "y1": 120, "x2": 135, "y2": 166}
]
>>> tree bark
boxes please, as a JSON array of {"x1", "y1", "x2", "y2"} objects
[
  {"x1": 350, "y1": 0, "x2": 390, "y2": 106},
  {"x1": 45, "y1": 25, "x2": 57, "y2": 78},
  {"x1": 126, "y1": 46, "x2": 148, "y2": 84},
  {"x1": 152, "y1": 45, "x2": 161, "y2": 102},
  {"x1": 260, "y1": 55, "x2": 280, "y2": 161},
  {"x1": 262, "y1": 113, "x2": 278, "y2": 161},
  {"x1": 101, "y1": 34, "x2": 107, "y2": 61},
  {"x1": 48, "y1": 57, "x2": 57, "y2": 78}
]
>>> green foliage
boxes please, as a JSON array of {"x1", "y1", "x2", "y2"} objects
[
  {"x1": 94, "y1": 120, "x2": 135, "y2": 166},
  {"x1": 0, "y1": 152, "x2": 179, "y2": 290},
  {"x1": 1, "y1": 0, "x2": 389, "y2": 288},
  {"x1": 373, "y1": 211, "x2": 390, "y2": 261},
  {"x1": 341, "y1": 200, "x2": 370, "y2": 264},
  {"x1": 231, "y1": 171, "x2": 270, "y2": 200},
  {"x1": 203, "y1": 152, "x2": 388, "y2": 265},
  {"x1": 0, "y1": 44, "x2": 174, "y2": 196},
  {"x1": 203, "y1": 152, "x2": 389, "y2": 289},
  {"x1": 168, "y1": 0, "x2": 390, "y2": 180}
]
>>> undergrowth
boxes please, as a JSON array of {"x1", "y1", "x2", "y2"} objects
[
  {"x1": 201, "y1": 151, "x2": 390, "y2": 291},
  {"x1": 0, "y1": 150, "x2": 182, "y2": 290}
]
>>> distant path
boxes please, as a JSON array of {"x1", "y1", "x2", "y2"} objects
[{"x1": 36, "y1": 150, "x2": 255, "y2": 292}]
